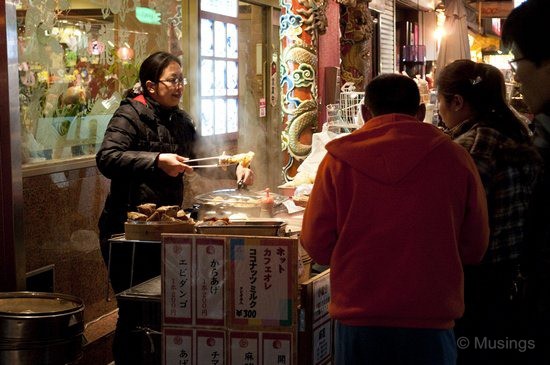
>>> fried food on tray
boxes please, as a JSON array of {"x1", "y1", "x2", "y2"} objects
[
  {"x1": 219, "y1": 151, "x2": 255, "y2": 168},
  {"x1": 127, "y1": 212, "x2": 148, "y2": 221},
  {"x1": 137, "y1": 203, "x2": 156, "y2": 216},
  {"x1": 197, "y1": 217, "x2": 230, "y2": 226},
  {"x1": 156, "y1": 205, "x2": 179, "y2": 217},
  {"x1": 146, "y1": 211, "x2": 161, "y2": 222},
  {"x1": 177, "y1": 209, "x2": 189, "y2": 220},
  {"x1": 127, "y1": 204, "x2": 195, "y2": 224}
]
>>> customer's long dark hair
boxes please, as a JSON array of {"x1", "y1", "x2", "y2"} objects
[
  {"x1": 436, "y1": 59, "x2": 531, "y2": 144},
  {"x1": 125, "y1": 51, "x2": 181, "y2": 98}
]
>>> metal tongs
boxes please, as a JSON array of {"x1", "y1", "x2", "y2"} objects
[
  {"x1": 237, "y1": 178, "x2": 248, "y2": 190},
  {"x1": 185, "y1": 155, "x2": 230, "y2": 168}
]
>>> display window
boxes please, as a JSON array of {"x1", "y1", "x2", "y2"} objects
[{"x1": 16, "y1": 0, "x2": 183, "y2": 167}]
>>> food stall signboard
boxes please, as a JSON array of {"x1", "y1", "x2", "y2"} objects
[
  {"x1": 163, "y1": 236, "x2": 194, "y2": 325},
  {"x1": 229, "y1": 331, "x2": 259, "y2": 364},
  {"x1": 164, "y1": 327, "x2": 193, "y2": 365},
  {"x1": 196, "y1": 237, "x2": 226, "y2": 327},
  {"x1": 480, "y1": 1, "x2": 513, "y2": 18},
  {"x1": 163, "y1": 235, "x2": 226, "y2": 326},
  {"x1": 229, "y1": 236, "x2": 298, "y2": 329},
  {"x1": 164, "y1": 328, "x2": 226, "y2": 364}
]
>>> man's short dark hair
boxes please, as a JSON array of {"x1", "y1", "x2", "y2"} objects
[
  {"x1": 364, "y1": 74, "x2": 420, "y2": 117},
  {"x1": 502, "y1": 0, "x2": 550, "y2": 66}
]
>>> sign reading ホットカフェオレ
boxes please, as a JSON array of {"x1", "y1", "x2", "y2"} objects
[{"x1": 228, "y1": 236, "x2": 297, "y2": 330}]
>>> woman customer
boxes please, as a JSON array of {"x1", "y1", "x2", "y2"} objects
[
  {"x1": 96, "y1": 51, "x2": 253, "y2": 364},
  {"x1": 436, "y1": 59, "x2": 541, "y2": 364}
]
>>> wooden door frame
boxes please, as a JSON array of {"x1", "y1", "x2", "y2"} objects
[{"x1": 0, "y1": 1, "x2": 26, "y2": 291}]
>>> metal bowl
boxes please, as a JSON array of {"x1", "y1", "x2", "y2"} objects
[{"x1": 193, "y1": 189, "x2": 287, "y2": 219}]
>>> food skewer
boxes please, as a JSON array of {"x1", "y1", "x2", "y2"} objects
[
  {"x1": 191, "y1": 164, "x2": 230, "y2": 168},
  {"x1": 184, "y1": 156, "x2": 222, "y2": 163},
  {"x1": 185, "y1": 151, "x2": 255, "y2": 168}
]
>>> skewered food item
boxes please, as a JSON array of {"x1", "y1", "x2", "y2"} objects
[{"x1": 219, "y1": 151, "x2": 255, "y2": 168}]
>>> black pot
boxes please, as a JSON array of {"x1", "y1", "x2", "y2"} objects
[{"x1": 0, "y1": 291, "x2": 85, "y2": 365}]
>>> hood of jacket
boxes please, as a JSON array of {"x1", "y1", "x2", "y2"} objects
[
  {"x1": 117, "y1": 95, "x2": 183, "y2": 128},
  {"x1": 325, "y1": 113, "x2": 450, "y2": 184}
]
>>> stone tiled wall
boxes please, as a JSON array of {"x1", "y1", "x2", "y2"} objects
[{"x1": 23, "y1": 166, "x2": 117, "y2": 322}]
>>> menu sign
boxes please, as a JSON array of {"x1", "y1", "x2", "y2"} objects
[
  {"x1": 163, "y1": 235, "x2": 226, "y2": 326},
  {"x1": 196, "y1": 237, "x2": 226, "y2": 327},
  {"x1": 164, "y1": 328, "x2": 226, "y2": 365},
  {"x1": 229, "y1": 237, "x2": 297, "y2": 329},
  {"x1": 163, "y1": 236, "x2": 194, "y2": 325}
]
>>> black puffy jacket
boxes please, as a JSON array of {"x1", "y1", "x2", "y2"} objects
[{"x1": 96, "y1": 95, "x2": 197, "y2": 240}]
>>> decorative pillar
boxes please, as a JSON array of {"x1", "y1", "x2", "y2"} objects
[
  {"x1": 338, "y1": 0, "x2": 374, "y2": 91},
  {"x1": 279, "y1": 0, "x2": 327, "y2": 182}
]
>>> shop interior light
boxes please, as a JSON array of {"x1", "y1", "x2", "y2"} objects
[
  {"x1": 117, "y1": 46, "x2": 134, "y2": 61},
  {"x1": 434, "y1": 1, "x2": 446, "y2": 46}
]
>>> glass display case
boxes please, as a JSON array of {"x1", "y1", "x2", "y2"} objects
[{"x1": 16, "y1": 1, "x2": 184, "y2": 170}]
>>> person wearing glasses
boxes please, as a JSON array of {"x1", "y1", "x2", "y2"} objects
[
  {"x1": 436, "y1": 59, "x2": 542, "y2": 364},
  {"x1": 503, "y1": 2, "x2": 550, "y2": 363},
  {"x1": 96, "y1": 51, "x2": 253, "y2": 364}
]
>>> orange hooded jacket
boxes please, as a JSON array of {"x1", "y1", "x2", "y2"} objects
[{"x1": 301, "y1": 113, "x2": 489, "y2": 329}]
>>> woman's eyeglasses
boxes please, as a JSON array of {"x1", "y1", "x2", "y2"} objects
[
  {"x1": 157, "y1": 77, "x2": 188, "y2": 87},
  {"x1": 508, "y1": 57, "x2": 527, "y2": 74}
]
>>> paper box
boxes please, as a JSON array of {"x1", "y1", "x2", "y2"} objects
[{"x1": 298, "y1": 270, "x2": 333, "y2": 365}]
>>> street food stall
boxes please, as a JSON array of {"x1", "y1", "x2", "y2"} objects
[{"x1": 108, "y1": 171, "x2": 333, "y2": 365}]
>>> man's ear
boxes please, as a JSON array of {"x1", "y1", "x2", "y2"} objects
[
  {"x1": 361, "y1": 104, "x2": 372, "y2": 122},
  {"x1": 416, "y1": 103, "x2": 426, "y2": 122}
]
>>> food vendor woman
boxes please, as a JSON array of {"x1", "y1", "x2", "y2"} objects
[{"x1": 96, "y1": 51, "x2": 254, "y2": 290}]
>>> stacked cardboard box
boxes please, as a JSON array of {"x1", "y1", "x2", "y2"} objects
[{"x1": 298, "y1": 269, "x2": 333, "y2": 365}]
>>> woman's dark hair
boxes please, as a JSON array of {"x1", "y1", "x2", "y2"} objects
[
  {"x1": 365, "y1": 74, "x2": 420, "y2": 116},
  {"x1": 436, "y1": 60, "x2": 530, "y2": 143},
  {"x1": 126, "y1": 51, "x2": 181, "y2": 97}
]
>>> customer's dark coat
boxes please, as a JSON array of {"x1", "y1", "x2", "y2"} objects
[{"x1": 96, "y1": 95, "x2": 197, "y2": 240}]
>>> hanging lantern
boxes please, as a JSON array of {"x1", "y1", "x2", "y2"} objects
[{"x1": 117, "y1": 46, "x2": 134, "y2": 61}]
